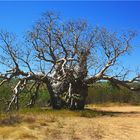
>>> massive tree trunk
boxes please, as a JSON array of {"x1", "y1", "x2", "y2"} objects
[
  {"x1": 46, "y1": 51, "x2": 89, "y2": 110},
  {"x1": 51, "y1": 78, "x2": 88, "y2": 110},
  {"x1": 65, "y1": 80, "x2": 88, "y2": 110},
  {"x1": 48, "y1": 80, "x2": 88, "y2": 110}
]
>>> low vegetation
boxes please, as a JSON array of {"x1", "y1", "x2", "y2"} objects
[{"x1": 0, "y1": 82, "x2": 140, "y2": 113}]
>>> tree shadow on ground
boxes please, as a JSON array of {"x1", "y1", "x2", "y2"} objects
[
  {"x1": 0, "y1": 107, "x2": 139, "y2": 126},
  {"x1": 79, "y1": 108, "x2": 140, "y2": 118}
]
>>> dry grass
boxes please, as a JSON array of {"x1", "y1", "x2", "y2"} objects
[
  {"x1": 23, "y1": 116, "x2": 36, "y2": 123},
  {"x1": 0, "y1": 105, "x2": 140, "y2": 140},
  {"x1": 0, "y1": 114, "x2": 22, "y2": 126}
]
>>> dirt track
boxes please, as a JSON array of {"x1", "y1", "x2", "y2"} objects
[{"x1": 0, "y1": 105, "x2": 140, "y2": 140}]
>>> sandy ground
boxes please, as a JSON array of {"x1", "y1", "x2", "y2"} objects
[{"x1": 0, "y1": 105, "x2": 140, "y2": 140}]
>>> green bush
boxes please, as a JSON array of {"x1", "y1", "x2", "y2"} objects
[
  {"x1": 86, "y1": 82, "x2": 140, "y2": 105},
  {"x1": 0, "y1": 82, "x2": 140, "y2": 112},
  {"x1": 0, "y1": 83, "x2": 50, "y2": 111},
  {"x1": 0, "y1": 84, "x2": 12, "y2": 112}
]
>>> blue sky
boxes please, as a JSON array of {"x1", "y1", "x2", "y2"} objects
[{"x1": 0, "y1": 1, "x2": 140, "y2": 74}]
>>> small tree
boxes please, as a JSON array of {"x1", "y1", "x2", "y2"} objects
[{"x1": 0, "y1": 11, "x2": 140, "y2": 110}]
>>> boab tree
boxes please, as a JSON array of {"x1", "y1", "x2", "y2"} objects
[{"x1": 0, "y1": 12, "x2": 140, "y2": 110}]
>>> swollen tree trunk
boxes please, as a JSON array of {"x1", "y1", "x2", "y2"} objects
[
  {"x1": 66, "y1": 80, "x2": 88, "y2": 110},
  {"x1": 61, "y1": 51, "x2": 89, "y2": 110},
  {"x1": 67, "y1": 51, "x2": 88, "y2": 110},
  {"x1": 46, "y1": 70, "x2": 88, "y2": 110},
  {"x1": 44, "y1": 50, "x2": 89, "y2": 110},
  {"x1": 45, "y1": 78, "x2": 63, "y2": 109}
]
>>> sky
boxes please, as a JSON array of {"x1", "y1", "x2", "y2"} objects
[{"x1": 0, "y1": 1, "x2": 140, "y2": 76}]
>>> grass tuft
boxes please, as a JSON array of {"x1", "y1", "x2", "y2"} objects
[
  {"x1": 0, "y1": 114, "x2": 22, "y2": 126},
  {"x1": 23, "y1": 116, "x2": 36, "y2": 123}
]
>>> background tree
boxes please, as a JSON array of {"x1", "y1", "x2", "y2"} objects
[{"x1": 0, "y1": 11, "x2": 140, "y2": 110}]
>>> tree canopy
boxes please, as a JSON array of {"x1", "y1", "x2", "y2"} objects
[{"x1": 0, "y1": 11, "x2": 139, "y2": 110}]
